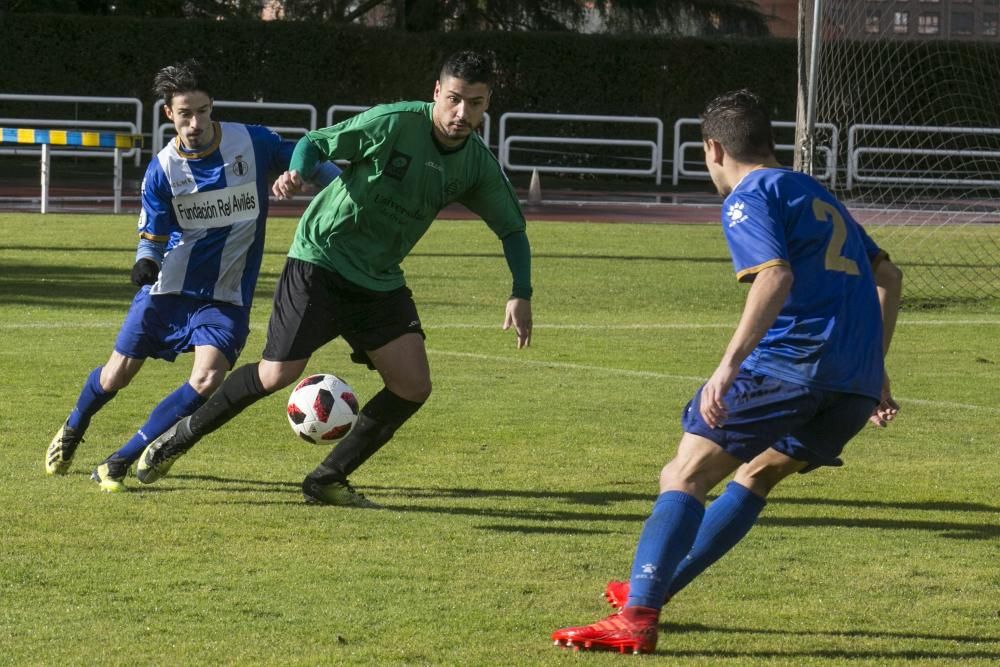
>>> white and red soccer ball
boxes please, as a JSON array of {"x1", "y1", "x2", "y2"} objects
[{"x1": 286, "y1": 374, "x2": 360, "y2": 444}]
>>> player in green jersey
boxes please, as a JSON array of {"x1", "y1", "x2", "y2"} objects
[{"x1": 135, "y1": 50, "x2": 533, "y2": 507}]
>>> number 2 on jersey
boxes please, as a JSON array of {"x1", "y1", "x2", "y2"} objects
[{"x1": 812, "y1": 199, "x2": 860, "y2": 276}]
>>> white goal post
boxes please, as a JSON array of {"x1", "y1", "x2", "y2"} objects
[{"x1": 796, "y1": 0, "x2": 1000, "y2": 302}]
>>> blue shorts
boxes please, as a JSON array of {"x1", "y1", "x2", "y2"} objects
[
  {"x1": 114, "y1": 286, "x2": 250, "y2": 366},
  {"x1": 681, "y1": 371, "x2": 877, "y2": 472}
]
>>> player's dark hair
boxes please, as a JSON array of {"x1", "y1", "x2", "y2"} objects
[
  {"x1": 439, "y1": 50, "x2": 495, "y2": 87},
  {"x1": 153, "y1": 59, "x2": 212, "y2": 106},
  {"x1": 700, "y1": 89, "x2": 775, "y2": 163}
]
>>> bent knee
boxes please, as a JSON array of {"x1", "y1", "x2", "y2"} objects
[
  {"x1": 733, "y1": 456, "x2": 807, "y2": 497},
  {"x1": 189, "y1": 369, "x2": 227, "y2": 396},
  {"x1": 387, "y1": 378, "x2": 431, "y2": 404},
  {"x1": 401, "y1": 380, "x2": 432, "y2": 404}
]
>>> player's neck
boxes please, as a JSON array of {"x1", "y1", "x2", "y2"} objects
[
  {"x1": 730, "y1": 159, "x2": 781, "y2": 191},
  {"x1": 178, "y1": 123, "x2": 217, "y2": 154}
]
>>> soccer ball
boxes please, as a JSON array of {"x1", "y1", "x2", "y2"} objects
[{"x1": 286, "y1": 374, "x2": 360, "y2": 444}]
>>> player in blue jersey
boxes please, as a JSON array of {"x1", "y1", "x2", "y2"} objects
[
  {"x1": 45, "y1": 60, "x2": 339, "y2": 491},
  {"x1": 551, "y1": 89, "x2": 903, "y2": 654}
]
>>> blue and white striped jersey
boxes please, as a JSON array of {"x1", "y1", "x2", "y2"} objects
[{"x1": 137, "y1": 122, "x2": 288, "y2": 307}]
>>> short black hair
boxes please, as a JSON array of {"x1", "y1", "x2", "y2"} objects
[
  {"x1": 439, "y1": 50, "x2": 495, "y2": 88},
  {"x1": 700, "y1": 89, "x2": 775, "y2": 163},
  {"x1": 153, "y1": 59, "x2": 212, "y2": 106}
]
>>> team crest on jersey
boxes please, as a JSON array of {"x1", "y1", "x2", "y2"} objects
[
  {"x1": 727, "y1": 201, "x2": 748, "y2": 227},
  {"x1": 232, "y1": 155, "x2": 250, "y2": 177},
  {"x1": 444, "y1": 178, "x2": 462, "y2": 196},
  {"x1": 385, "y1": 150, "x2": 412, "y2": 180}
]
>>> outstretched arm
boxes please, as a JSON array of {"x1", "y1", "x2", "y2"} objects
[
  {"x1": 272, "y1": 137, "x2": 323, "y2": 199},
  {"x1": 501, "y1": 231, "x2": 533, "y2": 349},
  {"x1": 701, "y1": 264, "x2": 793, "y2": 428},
  {"x1": 870, "y1": 257, "x2": 903, "y2": 426}
]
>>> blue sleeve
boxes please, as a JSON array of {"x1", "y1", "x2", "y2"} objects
[
  {"x1": 309, "y1": 160, "x2": 342, "y2": 187},
  {"x1": 275, "y1": 137, "x2": 295, "y2": 172},
  {"x1": 258, "y1": 127, "x2": 341, "y2": 186},
  {"x1": 844, "y1": 208, "x2": 883, "y2": 262},
  {"x1": 136, "y1": 237, "x2": 166, "y2": 263},
  {"x1": 721, "y1": 191, "x2": 789, "y2": 282},
  {"x1": 250, "y1": 125, "x2": 287, "y2": 172},
  {"x1": 137, "y1": 160, "x2": 173, "y2": 243}
]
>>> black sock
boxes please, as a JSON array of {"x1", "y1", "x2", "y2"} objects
[
  {"x1": 309, "y1": 388, "x2": 424, "y2": 482},
  {"x1": 177, "y1": 362, "x2": 273, "y2": 445}
]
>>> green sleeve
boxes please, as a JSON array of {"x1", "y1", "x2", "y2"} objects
[
  {"x1": 459, "y1": 157, "x2": 526, "y2": 239},
  {"x1": 300, "y1": 107, "x2": 398, "y2": 166},
  {"x1": 501, "y1": 230, "x2": 533, "y2": 300},
  {"x1": 289, "y1": 136, "x2": 321, "y2": 176}
]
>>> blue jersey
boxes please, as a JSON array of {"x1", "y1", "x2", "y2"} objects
[
  {"x1": 721, "y1": 168, "x2": 885, "y2": 400},
  {"x1": 138, "y1": 122, "x2": 291, "y2": 308}
]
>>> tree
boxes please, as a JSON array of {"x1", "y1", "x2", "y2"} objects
[
  {"x1": 0, "y1": 0, "x2": 768, "y2": 35},
  {"x1": 280, "y1": 0, "x2": 768, "y2": 36}
]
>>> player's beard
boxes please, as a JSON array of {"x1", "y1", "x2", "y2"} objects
[
  {"x1": 446, "y1": 120, "x2": 472, "y2": 139},
  {"x1": 185, "y1": 131, "x2": 207, "y2": 150}
]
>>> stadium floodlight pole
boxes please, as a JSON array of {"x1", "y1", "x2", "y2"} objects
[{"x1": 802, "y1": 0, "x2": 824, "y2": 177}]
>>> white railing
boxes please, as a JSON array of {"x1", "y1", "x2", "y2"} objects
[
  {"x1": 0, "y1": 94, "x2": 143, "y2": 165},
  {"x1": 151, "y1": 100, "x2": 318, "y2": 155},
  {"x1": 846, "y1": 124, "x2": 1000, "y2": 189},
  {"x1": 0, "y1": 127, "x2": 142, "y2": 214},
  {"x1": 673, "y1": 118, "x2": 838, "y2": 186},
  {"x1": 324, "y1": 105, "x2": 492, "y2": 149},
  {"x1": 325, "y1": 104, "x2": 371, "y2": 127},
  {"x1": 499, "y1": 112, "x2": 664, "y2": 184}
]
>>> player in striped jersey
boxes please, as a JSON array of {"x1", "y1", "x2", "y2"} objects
[{"x1": 45, "y1": 60, "x2": 339, "y2": 491}]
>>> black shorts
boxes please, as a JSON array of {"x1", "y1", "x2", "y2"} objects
[{"x1": 262, "y1": 258, "x2": 424, "y2": 368}]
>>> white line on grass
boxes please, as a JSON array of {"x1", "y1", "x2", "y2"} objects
[
  {"x1": 426, "y1": 349, "x2": 1000, "y2": 414},
  {"x1": 2, "y1": 319, "x2": 999, "y2": 331},
  {"x1": 432, "y1": 320, "x2": 1000, "y2": 329},
  {"x1": 427, "y1": 348, "x2": 705, "y2": 382},
  {"x1": 5, "y1": 323, "x2": 997, "y2": 411}
]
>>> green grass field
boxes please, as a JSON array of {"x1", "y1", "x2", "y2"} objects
[{"x1": 1, "y1": 213, "x2": 998, "y2": 666}]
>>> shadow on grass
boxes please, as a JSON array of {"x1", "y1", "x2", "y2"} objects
[
  {"x1": 170, "y1": 473, "x2": 300, "y2": 491},
  {"x1": 0, "y1": 260, "x2": 279, "y2": 311},
  {"x1": 411, "y1": 251, "x2": 732, "y2": 263},
  {"x1": 0, "y1": 262, "x2": 136, "y2": 309},
  {"x1": 368, "y1": 486, "x2": 1000, "y2": 540},
  {"x1": 665, "y1": 621, "x2": 1000, "y2": 647},
  {"x1": 136, "y1": 476, "x2": 1000, "y2": 540}
]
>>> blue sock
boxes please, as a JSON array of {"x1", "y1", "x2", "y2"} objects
[
  {"x1": 626, "y1": 491, "x2": 705, "y2": 609},
  {"x1": 111, "y1": 382, "x2": 207, "y2": 464},
  {"x1": 666, "y1": 481, "x2": 767, "y2": 598},
  {"x1": 66, "y1": 367, "x2": 117, "y2": 434}
]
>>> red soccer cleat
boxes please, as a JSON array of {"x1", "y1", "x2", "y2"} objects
[
  {"x1": 551, "y1": 608, "x2": 658, "y2": 655},
  {"x1": 604, "y1": 580, "x2": 630, "y2": 610}
]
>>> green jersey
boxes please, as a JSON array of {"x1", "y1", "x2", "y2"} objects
[{"x1": 288, "y1": 101, "x2": 526, "y2": 291}]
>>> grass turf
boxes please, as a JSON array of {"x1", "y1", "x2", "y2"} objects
[{"x1": 0, "y1": 213, "x2": 998, "y2": 665}]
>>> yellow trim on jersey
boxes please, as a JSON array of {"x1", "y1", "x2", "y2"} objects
[
  {"x1": 139, "y1": 231, "x2": 169, "y2": 243},
  {"x1": 736, "y1": 258, "x2": 789, "y2": 282},
  {"x1": 172, "y1": 122, "x2": 222, "y2": 159}
]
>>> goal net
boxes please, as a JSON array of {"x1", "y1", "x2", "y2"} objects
[{"x1": 796, "y1": 0, "x2": 1000, "y2": 303}]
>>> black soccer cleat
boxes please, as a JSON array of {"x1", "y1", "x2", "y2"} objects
[{"x1": 46, "y1": 423, "x2": 84, "y2": 475}]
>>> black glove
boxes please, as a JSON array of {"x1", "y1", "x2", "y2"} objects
[{"x1": 131, "y1": 258, "x2": 159, "y2": 287}]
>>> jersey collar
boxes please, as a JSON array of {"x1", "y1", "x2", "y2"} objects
[{"x1": 173, "y1": 122, "x2": 222, "y2": 159}]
